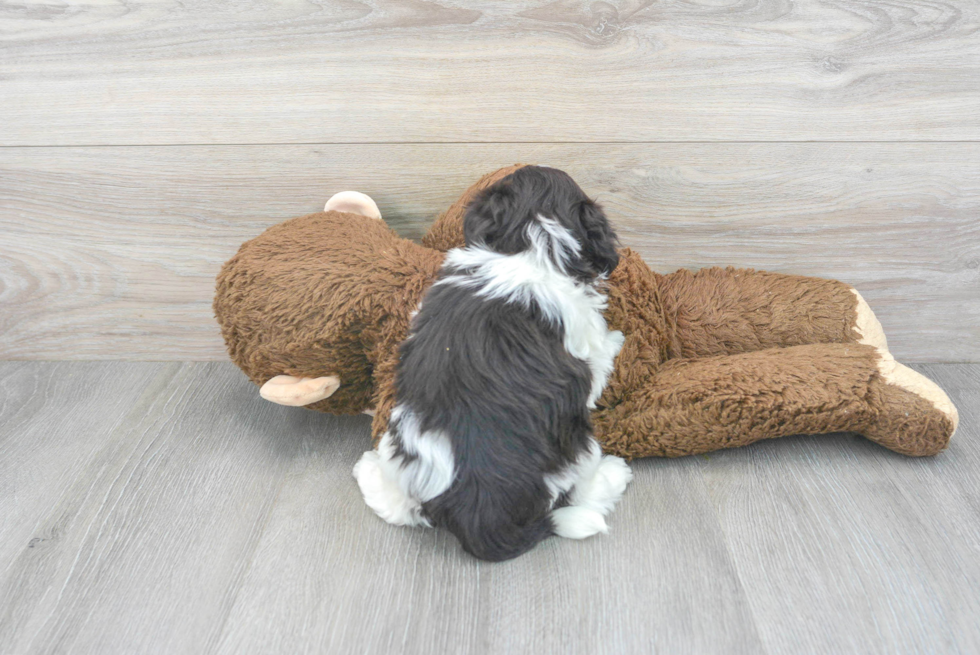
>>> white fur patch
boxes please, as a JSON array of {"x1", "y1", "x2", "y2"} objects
[
  {"x1": 569, "y1": 453, "x2": 633, "y2": 516},
  {"x1": 386, "y1": 407, "x2": 456, "y2": 502},
  {"x1": 546, "y1": 438, "x2": 633, "y2": 540},
  {"x1": 439, "y1": 218, "x2": 624, "y2": 407},
  {"x1": 353, "y1": 406, "x2": 456, "y2": 528},
  {"x1": 551, "y1": 506, "x2": 608, "y2": 539},
  {"x1": 544, "y1": 437, "x2": 603, "y2": 502},
  {"x1": 534, "y1": 214, "x2": 581, "y2": 268},
  {"x1": 353, "y1": 449, "x2": 427, "y2": 527}
]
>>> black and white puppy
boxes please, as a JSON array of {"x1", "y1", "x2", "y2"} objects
[{"x1": 354, "y1": 166, "x2": 632, "y2": 561}]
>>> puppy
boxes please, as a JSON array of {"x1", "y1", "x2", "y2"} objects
[{"x1": 354, "y1": 166, "x2": 632, "y2": 561}]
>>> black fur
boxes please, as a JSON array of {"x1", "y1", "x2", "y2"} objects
[
  {"x1": 463, "y1": 166, "x2": 619, "y2": 282},
  {"x1": 393, "y1": 166, "x2": 619, "y2": 562}
]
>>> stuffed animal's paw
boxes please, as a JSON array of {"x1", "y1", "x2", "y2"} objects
[
  {"x1": 877, "y1": 358, "x2": 959, "y2": 436},
  {"x1": 851, "y1": 288, "x2": 958, "y2": 443}
]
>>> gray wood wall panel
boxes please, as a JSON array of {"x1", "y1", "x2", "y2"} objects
[
  {"x1": 2, "y1": 144, "x2": 977, "y2": 362},
  {"x1": 3, "y1": 3, "x2": 979, "y2": 652},
  {"x1": 1, "y1": 362, "x2": 978, "y2": 654},
  {"x1": 2, "y1": 1, "x2": 979, "y2": 145}
]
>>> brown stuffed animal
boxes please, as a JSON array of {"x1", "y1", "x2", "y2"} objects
[{"x1": 214, "y1": 166, "x2": 958, "y2": 459}]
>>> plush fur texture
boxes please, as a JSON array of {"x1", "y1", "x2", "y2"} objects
[
  {"x1": 354, "y1": 167, "x2": 630, "y2": 561},
  {"x1": 214, "y1": 165, "x2": 959, "y2": 467}
]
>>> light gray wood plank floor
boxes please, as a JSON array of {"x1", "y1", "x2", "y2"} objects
[{"x1": 1, "y1": 361, "x2": 977, "y2": 654}]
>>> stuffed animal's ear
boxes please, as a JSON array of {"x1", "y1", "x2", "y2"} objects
[
  {"x1": 260, "y1": 375, "x2": 341, "y2": 406},
  {"x1": 577, "y1": 200, "x2": 620, "y2": 276},
  {"x1": 324, "y1": 191, "x2": 382, "y2": 220},
  {"x1": 462, "y1": 182, "x2": 529, "y2": 253}
]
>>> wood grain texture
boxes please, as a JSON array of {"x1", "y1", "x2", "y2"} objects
[
  {"x1": 212, "y1": 426, "x2": 765, "y2": 655},
  {"x1": 0, "y1": 362, "x2": 182, "y2": 652},
  {"x1": 2, "y1": 144, "x2": 978, "y2": 362},
  {"x1": 0, "y1": 362, "x2": 310, "y2": 654},
  {"x1": 2, "y1": 0, "x2": 979, "y2": 145},
  {"x1": 699, "y1": 363, "x2": 980, "y2": 654},
  {"x1": 0, "y1": 362, "x2": 978, "y2": 654},
  {"x1": 0, "y1": 361, "x2": 173, "y2": 575}
]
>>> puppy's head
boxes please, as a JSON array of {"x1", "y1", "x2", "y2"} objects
[{"x1": 463, "y1": 166, "x2": 619, "y2": 281}]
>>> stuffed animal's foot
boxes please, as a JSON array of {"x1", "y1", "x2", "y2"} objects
[
  {"x1": 864, "y1": 370, "x2": 957, "y2": 456},
  {"x1": 324, "y1": 191, "x2": 382, "y2": 220},
  {"x1": 877, "y1": 357, "x2": 958, "y2": 434},
  {"x1": 863, "y1": 354, "x2": 959, "y2": 456},
  {"x1": 851, "y1": 288, "x2": 958, "y2": 453},
  {"x1": 259, "y1": 375, "x2": 340, "y2": 406},
  {"x1": 851, "y1": 289, "x2": 889, "y2": 352}
]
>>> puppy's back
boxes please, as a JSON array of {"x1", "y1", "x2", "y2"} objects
[{"x1": 396, "y1": 281, "x2": 594, "y2": 561}]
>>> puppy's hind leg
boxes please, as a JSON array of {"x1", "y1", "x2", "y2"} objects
[
  {"x1": 573, "y1": 454, "x2": 633, "y2": 516},
  {"x1": 551, "y1": 439, "x2": 633, "y2": 539},
  {"x1": 353, "y1": 434, "x2": 430, "y2": 528}
]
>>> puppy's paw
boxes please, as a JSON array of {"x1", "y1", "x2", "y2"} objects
[
  {"x1": 597, "y1": 455, "x2": 632, "y2": 496},
  {"x1": 607, "y1": 329, "x2": 625, "y2": 354},
  {"x1": 353, "y1": 450, "x2": 427, "y2": 527},
  {"x1": 551, "y1": 506, "x2": 608, "y2": 539},
  {"x1": 572, "y1": 455, "x2": 633, "y2": 516}
]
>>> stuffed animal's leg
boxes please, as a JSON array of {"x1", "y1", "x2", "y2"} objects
[
  {"x1": 594, "y1": 343, "x2": 957, "y2": 459},
  {"x1": 659, "y1": 267, "x2": 867, "y2": 358}
]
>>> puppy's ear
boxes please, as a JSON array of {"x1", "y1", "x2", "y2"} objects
[
  {"x1": 462, "y1": 182, "x2": 529, "y2": 253},
  {"x1": 577, "y1": 200, "x2": 620, "y2": 276}
]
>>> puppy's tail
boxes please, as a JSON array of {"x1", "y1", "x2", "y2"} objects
[
  {"x1": 426, "y1": 484, "x2": 555, "y2": 562},
  {"x1": 457, "y1": 515, "x2": 554, "y2": 563}
]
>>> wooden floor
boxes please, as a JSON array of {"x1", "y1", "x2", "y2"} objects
[
  {"x1": 3, "y1": 2, "x2": 980, "y2": 653},
  {"x1": 0, "y1": 361, "x2": 977, "y2": 654}
]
